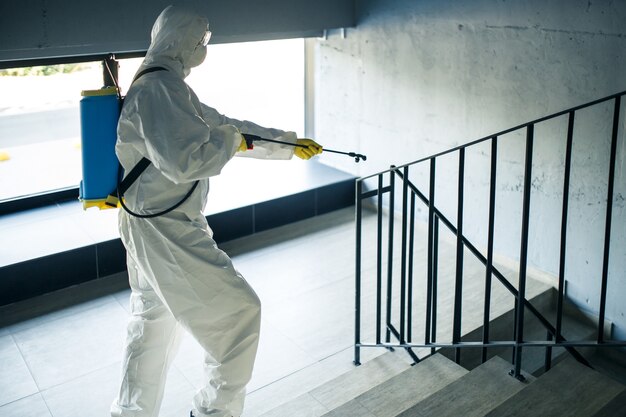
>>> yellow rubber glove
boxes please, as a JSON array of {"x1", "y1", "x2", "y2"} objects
[
  {"x1": 238, "y1": 134, "x2": 248, "y2": 152},
  {"x1": 294, "y1": 139, "x2": 323, "y2": 160}
]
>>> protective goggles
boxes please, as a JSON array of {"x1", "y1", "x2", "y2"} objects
[{"x1": 199, "y1": 26, "x2": 212, "y2": 46}]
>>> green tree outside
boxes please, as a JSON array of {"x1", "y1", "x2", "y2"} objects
[{"x1": 0, "y1": 63, "x2": 93, "y2": 76}]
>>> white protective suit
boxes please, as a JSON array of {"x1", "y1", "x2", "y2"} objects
[{"x1": 111, "y1": 5, "x2": 297, "y2": 417}]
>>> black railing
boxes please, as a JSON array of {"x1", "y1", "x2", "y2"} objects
[{"x1": 354, "y1": 91, "x2": 626, "y2": 378}]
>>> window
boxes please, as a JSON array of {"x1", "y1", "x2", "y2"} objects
[{"x1": 0, "y1": 38, "x2": 304, "y2": 204}]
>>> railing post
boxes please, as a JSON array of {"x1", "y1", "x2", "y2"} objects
[
  {"x1": 386, "y1": 167, "x2": 396, "y2": 343},
  {"x1": 512, "y1": 124, "x2": 534, "y2": 380},
  {"x1": 354, "y1": 179, "x2": 363, "y2": 365},
  {"x1": 408, "y1": 192, "x2": 416, "y2": 344},
  {"x1": 453, "y1": 148, "x2": 465, "y2": 364},
  {"x1": 400, "y1": 166, "x2": 409, "y2": 344},
  {"x1": 426, "y1": 158, "x2": 436, "y2": 349},
  {"x1": 545, "y1": 330, "x2": 553, "y2": 372},
  {"x1": 598, "y1": 96, "x2": 621, "y2": 344},
  {"x1": 557, "y1": 112, "x2": 575, "y2": 344},
  {"x1": 431, "y1": 216, "x2": 439, "y2": 355},
  {"x1": 482, "y1": 136, "x2": 498, "y2": 363},
  {"x1": 376, "y1": 175, "x2": 384, "y2": 345}
]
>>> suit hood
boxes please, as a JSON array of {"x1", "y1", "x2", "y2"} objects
[{"x1": 141, "y1": 5, "x2": 209, "y2": 78}]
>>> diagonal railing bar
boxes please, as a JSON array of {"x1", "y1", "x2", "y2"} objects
[{"x1": 390, "y1": 166, "x2": 593, "y2": 368}]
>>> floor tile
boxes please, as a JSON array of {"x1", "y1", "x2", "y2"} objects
[
  {"x1": 0, "y1": 279, "x2": 122, "y2": 334},
  {"x1": 262, "y1": 278, "x2": 355, "y2": 361},
  {"x1": 13, "y1": 300, "x2": 128, "y2": 390},
  {"x1": 234, "y1": 231, "x2": 354, "y2": 307},
  {"x1": 248, "y1": 320, "x2": 317, "y2": 392},
  {"x1": 159, "y1": 368, "x2": 198, "y2": 417},
  {"x1": 171, "y1": 332, "x2": 205, "y2": 389},
  {"x1": 113, "y1": 289, "x2": 131, "y2": 313},
  {"x1": 0, "y1": 335, "x2": 39, "y2": 406},
  {"x1": 41, "y1": 361, "x2": 121, "y2": 417},
  {"x1": 41, "y1": 361, "x2": 194, "y2": 417},
  {"x1": 172, "y1": 319, "x2": 315, "y2": 394},
  {"x1": 0, "y1": 393, "x2": 52, "y2": 417}
]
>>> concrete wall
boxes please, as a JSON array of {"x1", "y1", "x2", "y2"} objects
[{"x1": 311, "y1": 0, "x2": 626, "y2": 338}]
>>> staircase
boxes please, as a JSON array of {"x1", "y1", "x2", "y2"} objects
[
  {"x1": 251, "y1": 281, "x2": 626, "y2": 416},
  {"x1": 248, "y1": 92, "x2": 626, "y2": 416},
  {"x1": 245, "y1": 92, "x2": 626, "y2": 416},
  {"x1": 255, "y1": 349, "x2": 625, "y2": 416}
]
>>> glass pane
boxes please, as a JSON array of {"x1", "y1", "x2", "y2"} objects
[
  {"x1": 0, "y1": 62, "x2": 100, "y2": 200},
  {"x1": 0, "y1": 38, "x2": 304, "y2": 203},
  {"x1": 187, "y1": 38, "x2": 304, "y2": 135}
]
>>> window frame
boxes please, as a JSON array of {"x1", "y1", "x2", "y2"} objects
[
  {"x1": 0, "y1": 39, "x2": 313, "y2": 216},
  {"x1": 0, "y1": 52, "x2": 145, "y2": 215}
]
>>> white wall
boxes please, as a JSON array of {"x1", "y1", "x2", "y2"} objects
[{"x1": 312, "y1": 0, "x2": 626, "y2": 338}]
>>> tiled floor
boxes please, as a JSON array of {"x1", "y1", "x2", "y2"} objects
[
  {"x1": 0, "y1": 206, "x2": 549, "y2": 417},
  {"x1": 0, "y1": 207, "x2": 365, "y2": 417}
]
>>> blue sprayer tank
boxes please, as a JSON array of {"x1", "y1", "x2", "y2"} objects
[{"x1": 79, "y1": 86, "x2": 120, "y2": 210}]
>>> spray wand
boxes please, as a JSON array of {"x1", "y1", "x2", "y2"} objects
[{"x1": 242, "y1": 134, "x2": 366, "y2": 163}]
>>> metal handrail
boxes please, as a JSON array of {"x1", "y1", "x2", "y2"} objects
[
  {"x1": 358, "y1": 90, "x2": 626, "y2": 181},
  {"x1": 354, "y1": 91, "x2": 626, "y2": 379}
]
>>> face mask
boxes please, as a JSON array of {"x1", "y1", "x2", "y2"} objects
[{"x1": 187, "y1": 44, "x2": 207, "y2": 68}]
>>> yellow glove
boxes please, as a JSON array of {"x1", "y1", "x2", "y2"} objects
[
  {"x1": 238, "y1": 134, "x2": 248, "y2": 152},
  {"x1": 294, "y1": 139, "x2": 323, "y2": 160}
]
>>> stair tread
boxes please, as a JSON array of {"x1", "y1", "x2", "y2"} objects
[
  {"x1": 397, "y1": 355, "x2": 533, "y2": 417},
  {"x1": 258, "y1": 351, "x2": 411, "y2": 417},
  {"x1": 486, "y1": 357, "x2": 626, "y2": 417},
  {"x1": 257, "y1": 393, "x2": 328, "y2": 417},
  {"x1": 323, "y1": 353, "x2": 468, "y2": 417},
  {"x1": 440, "y1": 288, "x2": 602, "y2": 375},
  {"x1": 592, "y1": 388, "x2": 626, "y2": 417}
]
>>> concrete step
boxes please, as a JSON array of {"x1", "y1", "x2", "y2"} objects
[
  {"x1": 486, "y1": 357, "x2": 626, "y2": 417},
  {"x1": 257, "y1": 351, "x2": 411, "y2": 417},
  {"x1": 584, "y1": 348, "x2": 626, "y2": 386},
  {"x1": 321, "y1": 353, "x2": 467, "y2": 417},
  {"x1": 439, "y1": 287, "x2": 601, "y2": 376},
  {"x1": 397, "y1": 355, "x2": 534, "y2": 417},
  {"x1": 592, "y1": 389, "x2": 626, "y2": 417}
]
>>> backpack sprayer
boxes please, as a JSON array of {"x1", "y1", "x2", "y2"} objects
[
  {"x1": 79, "y1": 55, "x2": 367, "y2": 216},
  {"x1": 78, "y1": 55, "x2": 122, "y2": 210}
]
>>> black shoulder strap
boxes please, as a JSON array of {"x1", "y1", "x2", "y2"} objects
[
  {"x1": 107, "y1": 66, "x2": 200, "y2": 217},
  {"x1": 133, "y1": 66, "x2": 168, "y2": 83},
  {"x1": 106, "y1": 67, "x2": 168, "y2": 208},
  {"x1": 117, "y1": 66, "x2": 169, "y2": 192}
]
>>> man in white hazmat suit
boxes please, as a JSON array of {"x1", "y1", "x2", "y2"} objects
[{"x1": 111, "y1": 5, "x2": 322, "y2": 417}]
